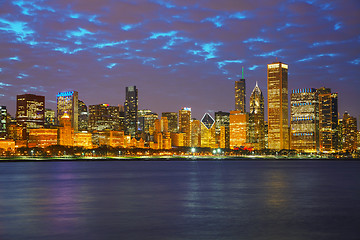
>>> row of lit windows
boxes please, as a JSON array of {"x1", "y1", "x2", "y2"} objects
[
  {"x1": 292, "y1": 116, "x2": 314, "y2": 121},
  {"x1": 293, "y1": 132, "x2": 314, "y2": 136},
  {"x1": 292, "y1": 102, "x2": 313, "y2": 106}
]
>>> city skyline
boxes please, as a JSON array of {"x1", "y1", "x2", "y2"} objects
[{"x1": 0, "y1": 0, "x2": 360, "y2": 120}]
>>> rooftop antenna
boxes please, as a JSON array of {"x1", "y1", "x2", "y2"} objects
[{"x1": 242, "y1": 66, "x2": 244, "y2": 79}]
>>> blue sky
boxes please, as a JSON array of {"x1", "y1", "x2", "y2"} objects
[{"x1": 0, "y1": 0, "x2": 359, "y2": 120}]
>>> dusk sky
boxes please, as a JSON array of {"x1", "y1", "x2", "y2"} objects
[{"x1": 0, "y1": 0, "x2": 359, "y2": 120}]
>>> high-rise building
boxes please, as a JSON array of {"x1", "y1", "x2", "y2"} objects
[
  {"x1": 57, "y1": 91, "x2": 78, "y2": 131},
  {"x1": 179, "y1": 107, "x2": 191, "y2": 147},
  {"x1": 78, "y1": 100, "x2": 88, "y2": 131},
  {"x1": 191, "y1": 119, "x2": 201, "y2": 148},
  {"x1": 249, "y1": 82, "x2": 265, "y2": 150},
  {"x1": 215, "y1": 111, "x2": 230, "y2": 148},
  {"x1": 162, "y1": 112, "x2": 178, "y2": 133},
  {"x1": 58, "y1": 113, "x2": 74, "y2": 146},
  {"x1": 16, "y1": 94, "x2": 45, "y2": 129},
  {"x1": 267, "y1": 62, "x2": 289, "y2": 150},
  {"x1": 317, "y1": 87, "x2": 338, "y2": 152},
  {"x1": 124, "y1": 86, "x2": 138, "y2": 138},
  {"x1": 0, "y1": 106, "x2": 7, "y2": 138},
  {"x1": 235, "y1": 74, "x2": 246, "y2": 113},
  {"x1": 342, "y1": 112, "x2": 357, "y2": 152},
  {"x1": 88, "y1": 104, "x2": 120, "y2": 131},
  {"x1": 230, "y1": 111, "x2": 248, "y2": 149},
  {"x1": 290, "y1": 88, "x2": 319, "y2": 152},
  {"x1": 201, "y1": 113, "x2": 216, "y2": 148},
  {"x1": 138, "y1": 109, "x2": 158, "y2": 142},
  {"x1": 44, "y1": 109, "x2": 55, "y2": 128}
]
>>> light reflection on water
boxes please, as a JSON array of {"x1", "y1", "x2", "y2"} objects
[{"x1": 0, "y1": 160, "x2": 359, "y2": 240}]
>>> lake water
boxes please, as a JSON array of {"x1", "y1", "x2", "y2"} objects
[{"x1": 0, "y1": 159, "x2": 359, "y2": 240}]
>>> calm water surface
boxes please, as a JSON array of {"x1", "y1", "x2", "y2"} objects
[{"x1": 0, "y1": 160, "x2": 359, "y2": 240}]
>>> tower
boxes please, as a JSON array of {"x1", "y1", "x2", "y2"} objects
[
  {"x1": 124, "y1": 86, "x2": 138, "y2": 138},
  {"x1": 249, "y1": 82, "x2": 265, "y2": 149},
  {"x1": 57, "y1": 91, "x2": 78, "y2": 131},
  {"x1": 267, "y1": 62, "x2": 289, "y2": 150},
  {"x1": 16, "y1": 94, "x2": 45, "y2": 129},
  {"x1": 200, "y1": 113, "x2": 216, "y2": 148},
  {"x1": 179, "y1": 107, "x2": 191, "y2": 147},
  {"x1": 235, "y1": 67, "x2": 246, "y2": 113}
]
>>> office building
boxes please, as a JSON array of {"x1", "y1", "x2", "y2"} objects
[
  {"x1": 290, "y1": 88, "x2": 319, "y2": 152},
  {"x1": 267, "y1": 62, "x2": 289, "y2": 150},
  {"x1": 230, "y1": 111, "x2": 248, "y2": 149},
  {"x1": 0, "y1": 106, "x2": 7, "y2": 138},
  {"x1": 191, "y1": 119, "x2": 201, "y2": 148},
  {"x1": 16, "y1": 94, "x2": 45, "y2": 130},
  {"x1": 78, "y1": 100, "x2": 88, "y2": 131},
  {"x1": 124, "y1": 86, "x2": 138, "y2": 137},
  {"x1": 235, "y1": 73, "x2": 246, "y2": 113},
  {"x1": 201, "y1": 113, "x2": 216, "y2": 148},
  {"x1": 44, "y1": 109, "x2": 55, "y2": 128},
  {"x1": 342, "y1": 112, "x2": 357, "y2": 152},
  {"x1": 215, "y1": 111, "x2": 230, "y2": 148},
  {"x1": 58, "y1": 113, "x2": 74, "y2": 146},
  {"x1": 28, "y1": 128, "x2": 58, "y2": 148},
  {"x1": 179, "y1": 107, "x2": 192, "y2": 147},
  {"x1": 57, "y1": 91, "x2": 78, "y2": 131},
  {"x1": 249, "y1": 83, "x2": 265, "y2": 149},
  {"x1": 317, "y1": 87, "x2": 338, "y2": 152},
  {"x1": 88, "y1": 104, "x2": 120, "y2": 131},
  {"x1": 162, "y1": 112, "x2": 178, "y2": 133}
]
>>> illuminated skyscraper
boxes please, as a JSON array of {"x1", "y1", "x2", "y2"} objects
[
  {"x1": 88, "y1": 104, "x2": 120, "y2": 131},
  {"x1": 317, "y1": 87, "x2": 338, "y2": 152},
  {"x1": 230, "y1": 111, "x2": 248, "y2": 149},
  {"x1": 342, "y1": 112, "x2": 357, "y2": 152},
  {"x1": 191, "y1": 119, "x2": 201, "y2": 147},
  {"x1": 267, "y1": 62, "x2": 289, "y2": 150},
  {"x1": 78, "y1": 100, "x2": 88, "y2": 131},
  {"x1": 57, "y1": 91, "x2": 78, "y2": 131},
  {"x1": 249, "y1": 82, "x2": 265, "y2": 149},
  {"x1": 0, "y1": 106, "x2": 7, "y2": 138},
  {"x1": 179, "y1": 107, "x2": 191, "y2": 147},
  {"x1": 44, "y1": 109, "x2": 55, "y2": 128},
  {"x1": 58, "y1": 113, "x2": 74, "y2": 146},
  {"x1": 290, "y1": 88, "x2": 319, "y2": 152},
  {"x1": 16, "y1": 94, "x2": 45, "y2": 129},
  {"x1": 201, "y1": 113, "x2": 216, "y2": 148},
  {"x1": 215, "y1": 111, "x2": 230, "y2": 148},
  {"x1": 235, "y1": 69, "x2": 246, "y2": 113},
  {"x1": 124, "y1": 86, "x2": 138, "y2": 138},
  {"x1": 162, "y1": 112, "x2": 178, "y2": 133}
]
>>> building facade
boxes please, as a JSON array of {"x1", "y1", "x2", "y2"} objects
[
  {"x1": 200, "y1": 113, "x2": 216, "y2": 148},
  {"x1": 16, "y1": 94, "x2": 45, "y2": 131},
  {"x1": 179, "y1": 107, "x2": 192, "y2": 147},
  {"x1": 78, "y1": 100, "x2": 88, "y2": 131},
  {"x1": 230, "y1": 111, "x2": 248, "y2": 149},
  {"x1": 267, "y1": 62, "x2": 289, "y2": 150},
  {"x1": 249, "y1": 82, "x2": 265, "y2": 150},
  {"x1": 290, "y1": 88, "x2": 319, "y2": 152},
  {"x1": 57, "y1": 91, "x2": 78, "y2": 131},
  {"x1": 124, "y1": 86, "x2": 138, "y2": 137},
  {"x1": 162, "y1": 112, "x2": 178, "y2": 133},
  {"x1": 342, "y1": 112, "x2": 357, "y2": 152},
  {"x1": 215, "y1": 111, "x2": 230, "y2": 148},
  {"x1": 88, "y1": 104, "x2": 120, "y2": 131},
  {"x1": 0, "y1": 106, "x2": 7, "y2": 138},
  {"x1": 235, "y1": 78, "x2": 246, "y2": 113}
]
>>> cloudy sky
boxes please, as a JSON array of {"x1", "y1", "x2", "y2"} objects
[{"x1": 0, "y1": 0, "x2": 359, "y2": 120}]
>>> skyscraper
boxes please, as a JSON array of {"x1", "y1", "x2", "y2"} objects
[
  {"x1": 191, "y1": 119, "x2": 201, "y2": 147},
  {"x1": 342, "y1": 112, "x2": 357, "y2": 152},
  {"x1": 290, "y1": 88, "x2": 319, "y2": 152},
  {"x1": 16, "y1": 94, "x2": 45, "y2": 129},
  {"x1": 317, "y1": 87, "x2": 338, "y2": 152},
  {"x1": 235, "y1": 69, "x2": 246, "y2": 113},
  {"x1": 179, "y1": 107, "x2": 191, "y2": 147},
  {"x1": 230, "y1": 111, "x2": 248, "y2": 149},
  {"x1": 249, "y1": 82, "x2": 265, "y2": 150},
  {"x1": 0, "y1": 106, "x2": 7, "y2": 138},
  {"x1": 124, "y1": 86, "x2": 138, "y2": 138},
  {"x1": 267, "y1": 62, "x2": 289, "y2": 150},
  {"x1": 57, "y1": 91, "x2": 78, "y2": 131},
  {"x1": 88, "y1": 104, "x2": 120, "y2": 131},
  {"x1": 201, "y1": 113, "x2": 216, "y2": 148},
  {"x1": 78, "y1": 100, "x2": 88, "y2": 131},
  {"x1": 162, "y1": 112, "x2": 178, "y2": 133},
  {"x1": 215, "y1": 111, "x2": 230, "y2": 148},
  {"x1": 44, "y1": 109, "x2": 55, "y2": 128}
]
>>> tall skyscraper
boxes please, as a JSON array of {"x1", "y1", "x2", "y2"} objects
[
  {"x1": 44, "y1": 109, "x2": 55, "y2": 128},
  {"x1": 57, "y1": 91, "x2": 78, "y2": 131},
  {"x1": 290, "y1": 88, "x2": 319, "y2": 152},
  {"x1": 124, "y1": 86, "x2": 138, "y2": 138},
  {"x1": 201, "y1": 113, "x2": 216, "y2": 148},
  {"x1": 191, "y1": 119, "x2": 201, "y2": 147},
  {"x1": 58, "y1": 113, "x2": 74, "y2": 146},
  {"x1": 230, "y1": 111, "x2": 248, "y2": 149},
  {"x1": 0, "y1": 106, "x2": 7, "y2": 138},
  {"x1": 215, "y1": 111, "x2": 230, "y2": 148},
  {"x1": 235, "y1": 68, "x2": 246, "y2": 113},
  {"x1": 249, "y1": 82, "x2": 265, "y2": 150},
  {"x1": 267, "y1": 62, "x2": 289, "y2": 150},
  {"x1": 342, "y1": 112, "x2": 357, "y2": 152},
  {"x1": 162, "y1": 112, "x2": 178, "y2": 133},
  {"x1": 179, "y1": 107, "x2": 191, "y2": 147},
  {"x1": 16, "y1": 94, "x2": 45, "y2": 129},
  {"x1": 78, "y1": 100, "x2": 88, "y2": 131},
  {"x1": 88, "y1": 104, "x2": 120, "y2": 131},
  {"x1": 317, "y1": 87, "x2": 338, "y2": 152}
]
